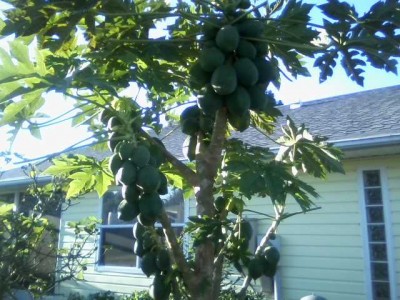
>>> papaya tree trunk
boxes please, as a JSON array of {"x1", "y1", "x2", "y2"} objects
[{"x1": 190, "y1": 109, "x2": 228, "y2": 299}]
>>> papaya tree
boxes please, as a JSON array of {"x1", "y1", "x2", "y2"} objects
[{"x1": 0, "y1": 0, "x2": 398, "y2": 299}]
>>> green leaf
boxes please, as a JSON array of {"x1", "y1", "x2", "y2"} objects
[{"x1": 28, "y1": 124, "x2": 42, "y2": 139}]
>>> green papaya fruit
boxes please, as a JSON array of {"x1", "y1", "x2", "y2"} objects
[
  {"x1": 248, "y1": 84, "x2": 267, "y2": 111},
  {"x1": 211, "y1": 65, "x2": 237, "y2": 95},
  {"x1": 234, "y1": 58, "x2": 259, "y2": 87},
  {"x1": 197, "y1": 84, "x2": 224, "y2": 116},
  {"x1": 107, "y1": 132, "x2": 122, "y2": 152},
  {"x1": 139, "y1": 192, "x2": 164, "y2": 219},
  {"x1": 248, "y1": 256, "x2": 265, "y2": 280},
  {"x1": 181, "y1": 118, "x2": 200, "y2": 136},
  {"x1": 137, "y1": 213, "x2": 156, "y2": 227},
  {"x1": 150, "y1": 274, "x2": 171, "y2": 300},
  {"x1": 157, "y1": 172, "x2": 169, "y2": 195},
  {"x1": 199, "y1": 47, "x2": 225, "y2": 72},
  {"x1": 236, "y1": 39, "x2": 257, "y2": 59},
  {"x1": 117, "y1": 199, "x2": 139, "y2": 221},
  {"x1": 216, "y1": 25, "x2": 240, "y2": 52},
  {"x1": 237, "y1": 19, "x2": 264, "y2": 38},
  {"x1": 137, "y1": 165, "x2": 161, "y2": 193},
  {"x1": 238, "y1": 0, "x2": 251, "y2": 9},
  {"x1": 264, "y1": 246, "x2": 280, "y2": 266},
  {"x1": 132, "y1": 144, "x2": 151, "y2": 168},
  {"x1": 121, "y1": 184, "x2": 140, "y2": 204},
  {"x1": 116, "y1": 161, "x2": 137, "y2": 185},
  {"x1": 214, "y1": 196, "x2": 228, "y2": 213},
  {"x1": 140, "y1": 252, "x2": 158, "y2": 277},
  {"x1": 107, "y1": 116, "x2": 123, "y2": 132},
  {"x1": 228, "y1": 109, "x2": 250, "y2": 132},
  {"x1": 133, "y1": 239, "x2": 145, "y2": 257},
  {"x1": 189, "y1": 62, "x2": 211, "y2": 90},
  {"x1": 98, "y1": 108, "x2": 113, "y2": 125},
  {"x1": 156, "y1": 249, "x2": 171, "y2": 271},
  {"x1": 226, "y1": 86, "x2": 251, "y2": 116},
  {"x1": 118, "y1": 141, "x2": 135, "y2": 161},
  {"x1": 109, "y1": 153, "x2": 123, "y2": 175},
  {"x1": 253, "y1": 57, "x2": 275, "y2": 84},
  {"x1": 133, "y1": 222, "x2": 146, "y2": 240}
]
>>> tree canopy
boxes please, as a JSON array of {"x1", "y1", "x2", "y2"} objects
[{"x1": 0, "y1": 0, "x2": 399, "y2": 299}]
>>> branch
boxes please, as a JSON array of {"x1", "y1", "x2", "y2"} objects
[
  {"x1": 158, "y1": 209, "x2": 195, "y2": 290},
  {"x1": 138, "y1": 128, "x2": 200, "y2": 187}
]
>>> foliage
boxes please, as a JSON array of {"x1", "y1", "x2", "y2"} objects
[
  {"x1": 0, "y1": 167, "x2": 100, "y2": 298},
  {"x1": 0, "y1": 0, "x2": 398, "y2": 299}
]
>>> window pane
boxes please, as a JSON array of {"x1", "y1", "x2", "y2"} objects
[
  {"x1": 368, "y1": 225, "x2": 386, "y2": 242},
  {"x1": 370, "y1": 244, "x2": 388, "y2": 262},
  {"x1": 371, "y1": 262, "x2": 389, "y2": 281},
  {"x1": 0, "y1": 193, "x2": 14, "y2": 205},
  {"x1": 365, "y1": 188, "x2": 382, "y2": 205},
  {"x1": 162, "y1": 189, "x2": 185, "y2": 223},
  {"x1": 99, "y1": 227, "x2": 136, "y2": 267},
  {"x1": 372, "y1": 281, "x2": 390, "y2": 300},
  {"x1": 367, "y1": 206, "x2": 384, "y2": 223},
  {"x1": 102, "y1": 190, "x2": 129, "y2": 225},
  {"x1": 363, "y1": 171, "x2": 381, "y2": 187}
]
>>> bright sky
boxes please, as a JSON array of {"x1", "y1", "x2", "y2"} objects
[{"x1": 0, "y1": 0, "x2": 399, "y2": 170}]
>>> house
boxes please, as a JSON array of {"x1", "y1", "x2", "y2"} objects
[{"x1": 1, "y1": 85, "x2": 399, "y2": 299}]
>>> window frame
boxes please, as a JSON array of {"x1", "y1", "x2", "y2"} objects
[
  {"x1": 358, "y1": 167, "x2": 397, "y2": 300},
  {"x1": 95, "y1": 187, "x2": 188, "y2": 274}
]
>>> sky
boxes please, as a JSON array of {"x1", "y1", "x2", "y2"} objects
[{"x1": 0, "y1": 0, "x2": 399, "y2": 170}]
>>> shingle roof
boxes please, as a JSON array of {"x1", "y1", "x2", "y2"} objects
[{"x1": 2, "y1": 85, "x2": 399, "y2": 181}]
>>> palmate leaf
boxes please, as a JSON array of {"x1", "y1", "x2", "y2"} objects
[
  {"x1": 276, "y1": 116, "x2": 344, "y2": 178},
  {"x1": 43, "y1": 154, "x2": 113, "y2": 199}
]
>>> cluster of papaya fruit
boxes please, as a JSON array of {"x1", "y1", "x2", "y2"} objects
[
  {"x1": 247, "y1": 245, "x2": 280, "y2": 280},
  {"x1": 99, "y1": 109, "x2": 168, "y2": 226},
  {"x1": 133, "y1": 222, "x2": 173, "y2": 300},
  {"x1": 188, "y1": 2, "x2": 276, "y2": 132}
]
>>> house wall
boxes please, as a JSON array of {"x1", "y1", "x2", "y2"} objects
[
  {"x1": 56, "y1": 154, "x2": 399, "y2": 299},
  {"x1": 56, "y1": 192, "x2": 152, "y2": 298}
]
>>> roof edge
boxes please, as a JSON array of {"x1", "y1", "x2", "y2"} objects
[
  {"x1": 332, "y1": 134, "x2": 400, "y2": 150},
  {"x1": 0, "y1": 175, "x2": 52, "y2": 189}
]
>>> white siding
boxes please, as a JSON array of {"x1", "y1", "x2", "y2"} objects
[{"x1": 56, "y1": 193, "x2": 152, "y2": 298}]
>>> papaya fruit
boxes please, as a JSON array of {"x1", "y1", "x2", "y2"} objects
[
  {"x1": 157, "y1": 172, "x2": 169, "y2": 195},
  {"x1": 148, "y1": 138, "x2": 166, "y2": 168},
  {"x1": 234, "y1": 58, "x2": 259, "y2": 87},
  {"x1": 237, "y1": 19, "x2": 264, "y2": 38},
  {"x1": 109, "y1": 153, "x2": 123, "y2": 175},
  {"x1": 238, "y1": 219, "x2": 253, "y2": 240},
  {"x1": 107, "y1": 132, "x2": 122, "y2": 152},
  {"x1": 236, "y1": 39, "x2": 257, "y2": 59},
  {"x1": 211, "y1": 65, "x2": 237, "y2": 95},
  {"x1": 116, "y1": 161, "x2": 137, "y2": 185},
  {"x1": 216, "y1": 25, "x2": 240, "y2": 53},
  {"x1": 238, "y1": 0, "x2": 251, "y2": 9},
  {"x1": 150, "y1": 274, "x2": 171, "y2": 300},
  {"x1": 137, "y1": 165, "x2": 161, "y2": 193},
  {"x1": 140, "y1": 252, "x2": 158, "y2": 277},
  {"x1": 156, "y1": 249, "x2": 171, "y2": 271},
  {"x1": 199, "y1": 114, "x2": 215, "y2": 134},
  {"x1": 181, "y1": 118, "x2": 200, "y2": 136},
  {"x1": 262, "y1": 260, "x2": 277, "y2": 277},
  {"x1": 253, "y1": 57, "x2": 275, "y2": 84},
  {"x1": 228, "y1": 109, "x2": 250, "y2": 132},
  {"x1": 133, "y1": 222, "x2": 146, "y2": 240},
  {"x1": 248, "y1": 256, "x2": 266, "y2": 280},
  {"x1": 138, "y1": 213, "x2": 156, "y2": 227},
  {"x1": 253, "y1": 40, "x2": 268, "y2": 56},
  {"x1": 133, "y1": 239, "x2": 145, "y2": 257},
  {"x1": 199, "y1": 47, "x2": 225, "y2": 72},
  {"x1": 248, "y1": 84, "x2": 267, "y2": 111},
  {"x1": 189, "y1": 62, "x2": 211, "y2": 91},
  {"x1": 98, "y1": 108, "x2": 113, "y2": 125},
  {"x1": 202, "y1": 17, "x2": 222, "y2": 40},
  {"x1": 107, "y1": 116, "x2": 123, "y2": 132},
  {"x1": 180, "y1": 105, "x2": 201, "y2": 122},
  {"x1": 117, "y1": 199, "x2": 139, "y2": 221},
  {"x1": 264, "y1": 246, "x2": 280, "y2": 266},
  {"x1": 132, "y1": 144, "x2": 151, "y2": 168},
  {"x1": 122, "y1": 184, "x2": 140, "y2": 204},
  {"x1": 226, "y1": 86, "x2": 251, "y2": 116},
  {"x1": 139, "y1": 192, "x2": 164, "y2": 219},
  {"x1": 214, "y1": 196, "x2": 228, "y2": 213},
  {"x1": 118, "y1": 141, "x2": 135, "y2": 161},
  {"x1": 197, "y1": 84, "x2": 224, "y2": 116}
]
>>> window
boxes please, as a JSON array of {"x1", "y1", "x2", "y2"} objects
[
  {"x1": 362, "y1": 170, "x2": 391, "y2": 300},
  {"x1": 97, "y1": 188, "x2": 185, "y2": 270}
]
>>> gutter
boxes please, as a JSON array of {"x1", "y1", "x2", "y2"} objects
[
  {"x1": 331, "y1": 134, "x2": 400, "y2": 150},
  {"x1": 0, "y1": 175, "x2": 52, "y2": 189}
]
